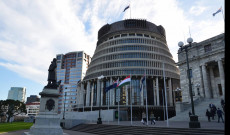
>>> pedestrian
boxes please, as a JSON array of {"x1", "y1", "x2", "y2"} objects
[
  {"x1": 206, "y1": 109, "x2": 211, "y2": 122},
  {"x1": 209, "y1": 103, "x2": 214, "y2": 109},
  {"x1": 141, "y1": 112, "x2": 147, "y2": 125},
  {"x1": 188, "y1": 110, "x2": 192, "y2": 117},
  {"x1": 216, "y1": 108, "x2": 224, "y2": 123},
  {"x1": 221, "y1": 99, "x2": 225, "y2": 112},
  {"x1": 151, "y1": 117, "x2": 156, "y2": 125},
  {"x1": 211, "y1": 107, "x2": 215, "y2": 120}
]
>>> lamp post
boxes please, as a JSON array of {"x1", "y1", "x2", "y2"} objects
[
  {"x1": 97, "y1": 75, "x2": 104, "y2": 124},
  {"x1": 178, "y1": 38, "x2": 200, "y2": 128}
]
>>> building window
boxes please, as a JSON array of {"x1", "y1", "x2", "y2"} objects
[
  {"x1": 78, "y1": 52, "x2": 82, "y2": 57},
  {"x1": 204, "y1": 44, "x2": 212, "y2": 52}
]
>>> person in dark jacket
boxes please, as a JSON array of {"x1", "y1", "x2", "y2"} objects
[
  {"x1": 206, "y1": 109, "x2": 211, "y2": 122},
  {"x1": 216, "y1": 108, "x2": 224, "y2": 123}
]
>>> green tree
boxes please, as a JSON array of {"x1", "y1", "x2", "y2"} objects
[{"x1": 0, "y1": 99, "x2": 26, "y2": 123}]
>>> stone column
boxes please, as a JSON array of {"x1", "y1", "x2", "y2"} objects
[
  {"x1": 168, "y1": 78, "x2": 173, "y2": 106},
  {"x1": 153, "y1": 79, "x2": 156, "y2": 105},
  {"x1": 77, "y1": 84, "x2": 81, "y2": 107},
  {"x1": 202, "y1": 64, "x2": 211, "y2": 98},
  {"x1": 140, "y1": 79, "x2": 144, "y2": 105},
  {"x1": 156, "y1": 77, "x2": 160, "y2": 106},
  {"x1": 110, "y1": 78, "x2": 113, "y2": 106},
  {"x1": 91, "y1": 82, "x2": 94, "y2": 107},
  {"x1": 86, "y1": 81, "x2": 90, "y2": 106},
  {"x1": 96, "y1": 79, "x2": 100, "y2": 106},
  {"x1": 209, "y1": 66, "x2": 218, "y2": 98},
  {"x1": 101, "y1": 81, "x2": 104, "y2": 106},
  {"x1": 218, "y1": 60, "x2": 225, "y2": 98}
]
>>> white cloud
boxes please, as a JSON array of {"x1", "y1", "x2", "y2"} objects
[
  {"x1": 0, "y1": 0, "x2": 225, "y2": 86},
  {"x1": 189, "y1": 6, "x2": 206, "y2": 16}
]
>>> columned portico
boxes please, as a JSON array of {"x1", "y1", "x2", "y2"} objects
[
  {"x1": 201, "y1": 64, "x2": 211, "y2": 98},
  {"x1": 218, "y1": 60, "x2": 225, "y2": 98},
  {"x1": 156, "y1": 77, "x2": 160, "y2": 106},
  {"x1": 86, "y1": 81, "x2": 90, "y2": 106},
  {"x1": 97, "y1": 79, "x2": 100, "y2": 106}
]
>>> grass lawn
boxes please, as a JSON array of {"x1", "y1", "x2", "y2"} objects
[{"x1": 0, "y1": 122, "x2": 33, "y2": 133}]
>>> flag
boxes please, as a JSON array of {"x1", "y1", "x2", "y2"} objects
[
  {"x1": 117, "y1": 75, "x2": 131, "y2": 89},
  {"x1": 105, "y1": 79, "x2": 119, "y2": 92},
  {"x1": 123, "y1": 5, "x2": 130, "y2": 12},
  {"x1": 140, "y1": 73, "x2": 146, "y2": 92},
  {"x1": 213, "y1": 7, "x2": 222, "y2": 16}
]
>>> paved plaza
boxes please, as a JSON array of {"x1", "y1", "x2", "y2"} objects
[{"x1": 0, "y1": 120, "x2": 225, "y2": 135}]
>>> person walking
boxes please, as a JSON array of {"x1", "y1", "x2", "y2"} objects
[
  {"x1": 206, "y1": 109, "x2": 211, "y2": 122},
  {"x1": 211, "y1": 107, "x2": 216, "y2": 120},
  {"x1": 188, "y1": 110, "x2": 192, "y2": 117},
  {"x1": 221, "y1": 99, "x2": 225, "y2": 112},
  {"x1": 216, "y1": 108, "x2": 224, "y2": 123}
]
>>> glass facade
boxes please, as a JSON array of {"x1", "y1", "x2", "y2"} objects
[{"x1": 56, "y1": 51, "x2": 91, "y2": 113}]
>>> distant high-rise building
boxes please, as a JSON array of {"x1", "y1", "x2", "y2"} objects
[
  {"x1": 56, "y1": 51, "x2": 91, "y2": 113},
  {"x1": 26, "y1": 95, "x2": 40, "y2": 104},
  {"x1": 7, "y1": 87, "x2": 26, "y2": 102}
]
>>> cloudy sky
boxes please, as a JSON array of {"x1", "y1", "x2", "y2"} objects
[{"x1": 0, "y1": 0, "x2": 224, "y2": 100}]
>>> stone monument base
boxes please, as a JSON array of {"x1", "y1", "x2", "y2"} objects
[{"x1": 24, "y1": 88, "x2": 68, "y2": 135}]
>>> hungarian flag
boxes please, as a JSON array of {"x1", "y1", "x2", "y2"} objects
[{"x1": 117, "y1": 75, "x2": 131, "y2": 89}]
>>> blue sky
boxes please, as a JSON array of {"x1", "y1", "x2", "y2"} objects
[{"x1": 0, "y1": 0, "x2": 224, "y2": 100}]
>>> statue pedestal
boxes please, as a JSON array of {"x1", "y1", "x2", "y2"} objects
[{"x1": 24, "y1": 88, "x2": 68, "y2": 135}]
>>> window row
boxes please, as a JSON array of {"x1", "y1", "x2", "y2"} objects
[
  {"x1": 96, "y1": 37, "x2": 167, "y2": 54},
  {"x1": 90, "y1": 52, "x2": 174, "y2": 68},
  {"x1": 85, "y1": 68, "x2": 179, "y2": 80},
  {"x1": 93, "y1": 45, "x2": 171, "y2": 60},
  {"x1": 87, "y1": 60, "x2": 177, "y2": 74}
]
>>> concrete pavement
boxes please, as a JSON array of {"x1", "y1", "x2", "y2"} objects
[{"x1": 0, "y1": 120, "x2": 225, "y2": 135}]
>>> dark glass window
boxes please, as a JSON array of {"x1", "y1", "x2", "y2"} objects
[
  {"x1": 114, "y1": 35, "x2": 120, "y2": 38},
  {"x1": 121, "y1": 34, "x2": 127, "y2": 37},
  {"x1": 57, "y1": 55, "x2": 61, "y2": 60},
  {"x1": 137, "y1": 34, "x2": 143, "y2": 37},
  {"x1": 129, "y1": 33, "x2": 135, "y2": 36},
  {"x1": 78, "y1": 52, "x2": 82, "y2": 57}
]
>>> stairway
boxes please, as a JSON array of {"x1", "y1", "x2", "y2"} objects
[
  {"x1": 169, "y1": 98, "x2": 224, "y2": 121},
  {"x1": 70, "y1": 124, "x2": 224, "y2": 135}
]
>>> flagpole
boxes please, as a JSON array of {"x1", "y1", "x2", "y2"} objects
[
  {"x1": 117, "y1": 78, "x2": 120, "y2": 125},
  {"x1": 130, "y1": 3, "x2": 131, "y2": 19},
  {"x1": 221, "y1": 6, "x2": 225, "y2": 24},
  {"x1": 130, "y1": 74, "x2": 132, "y2": 126},
  {"x1": 145, "y1": 69, "x2": 148, "y2": 125},
  {"x1": 163, "y1": 62, "x2": 169, "y2": 127},
  {"x1": 162, "y1": 89, "x2": 165, "y2": 121}
]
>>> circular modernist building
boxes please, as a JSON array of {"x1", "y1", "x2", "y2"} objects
[{"x1": 76, "y1": 19, "x2": 180, "y2": 120}]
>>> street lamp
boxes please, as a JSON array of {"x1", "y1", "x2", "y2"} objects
[
  {"x1": 178, "y1": 38, "x2": 200, "y2": 128},
  {"x1": 97, "y1": 75, "x2": 104, "y2": 124}
]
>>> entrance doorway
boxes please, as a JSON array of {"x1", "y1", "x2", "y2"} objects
[{"x1": 218, "y1": 84, "x2": 223, "y2": 96}]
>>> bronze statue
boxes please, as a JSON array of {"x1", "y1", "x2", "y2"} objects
[{"x1": 45, "y1": 58, "x2": 61, "y2": 89}]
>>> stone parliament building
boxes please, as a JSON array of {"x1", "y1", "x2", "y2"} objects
[{"x1": 177, "y1": 33, "x2": 225, "y2": 103}]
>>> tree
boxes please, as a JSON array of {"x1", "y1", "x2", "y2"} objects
[{"x1": 0, "y1": 99, "x2": 26, "y2": 123}]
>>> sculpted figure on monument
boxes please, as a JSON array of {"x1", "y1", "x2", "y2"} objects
[{"x1": 45, "y1": 58, "x2": 61, "y2": 89}]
